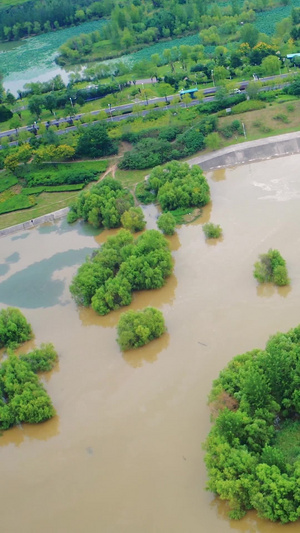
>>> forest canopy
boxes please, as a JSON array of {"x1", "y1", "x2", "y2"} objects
[
  {"x1": 70, "y1": 229, "x2": 173, "y2": 315},
  {"x1": 204, "y1": 325, "x2": 300, "y2": 524}
]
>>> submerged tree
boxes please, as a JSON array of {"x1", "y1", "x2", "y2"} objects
[
  {"x1": 253, "y1": 249, "x2": 290, "y2": 286},
  {"x1": 117, "y1": 307, "x2": 166, "y2": 350}
]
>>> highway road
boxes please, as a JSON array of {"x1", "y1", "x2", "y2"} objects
[{"x1": 0, "y1": 73, "x2": 294, "y2": 147}]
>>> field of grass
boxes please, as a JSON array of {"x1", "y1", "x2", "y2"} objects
[
  {"x1": 218, "y1": 99, "x2": 300, "y2": 141},
  {"x1": 0, "y1": 190, "x2": 78, "y2": 230}
]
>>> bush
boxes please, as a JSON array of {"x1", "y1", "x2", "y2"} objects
[
  {"x1": 135, "y1": 182, "x2": 156, "y2": 204},
  {"x1": 19, "y1": 343, "x2": 58, "y2": 372},
  {"x1": 253, "y1": 249, "x2": 289, "y2": 286},
  {"x1": 0, "y1": 105, "x2": 13, "y2": 123},
  {"x1": 0, "y1": 307, "x2": 33, "y2": 349},
  {"x1": 17, "y1": 161, "x2": 108, "y2": 187},
  {"x1": 119, "y1": 138, "x2": 172, "y2": 170},
  {"x1": 231, "y1": 100, "x2": 266, "y2": 114},
  {"x1": 121, "y1": 207, "x2": 146, "y2": 232},
  {"x1": 272, "y1": 113, "x2": 290, "y2": 124},
  {"x1": 203, "y1": 223, "x2": 222, "y2": 239},
  {"x1": 117, "y1": 307, "x2": 166, "y2": 350},
  {"x1": 76, "y1": 123, "x2": 118, "y2": 158},
  {"x1": 157, "y1": 212, "x2": 176, "y2": 235}
]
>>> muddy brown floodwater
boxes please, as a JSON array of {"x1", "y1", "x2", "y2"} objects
[{"x1": 1, "y1": 155, "x2": 300, "y2": 533}]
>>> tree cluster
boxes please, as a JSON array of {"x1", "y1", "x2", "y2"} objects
[
  {"x1": 205, "y1": 325, "x2": 300, "y2": 523},
  {"x1": 253, "y1": 249, "x2": 290, "y2": 286},
  {"x1": 70, "y1": 229, "x2": 173, "y2": 315},
  {"x1": 0, "y1": 307, "x2": 57, "y2": 431},
  {"x1": 146, "y1": 160, "x2": 210, "y2": 212},
  {"x1": 67, "y1": 177, "x2": 134, "y2": 228},
  {"x1": 117, "y1": 307, "x2": 166, "y2": 350},
  {"x1": 0, "y1": 351, "x2": 56, "y2": 430},
  {"x1": 119, "y1": 117, "x2": 217, "y2": 170}
]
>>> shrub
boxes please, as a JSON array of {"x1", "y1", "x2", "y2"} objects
[
  {"x1": 117, "y1": 307, "x2": 166, "y2": 350},
  {"x1": 135, "y1": 182, "x2": 156, "y2": 204},
  {"x1": 19, "y1": 343, "x2": 58, "y2": 372},
  {"x1": 0, "y1": 307, "x2": 33, "y2": 349},
  {"x1": 272, "y1": 113, "x2": 290, "y2": 124},
  {"x1": 76, "y1": 123, "x2": 118, "y2": 158},
  {"x1": 231, "y1": 100, "x2": 266, "y2": 114},
  {"x1": 121, "y1": 207, "x2": 146, "y2": 232},
  {"x1": 253, "y1": 249, "x2": 289, "y2": 286},
  {"x1": 203, "y1": 223, "x2": 222, "y2": 239},
  {"x1": 157, "y1": 212, "x2": 176, "y2": 235},
  {"x1": 0, "y1": 105, "x2": 13, "y2": 123}
]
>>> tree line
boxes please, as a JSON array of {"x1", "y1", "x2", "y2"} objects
[{"x1": 0, "y1": 0, "x2": 113, "y2": 42}]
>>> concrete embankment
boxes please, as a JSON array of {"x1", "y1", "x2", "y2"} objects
[
  {"x1": 1, "y1": 131, "x2": 300, "y2": 237},
  {"x1": 0, "y1": 207, "x2": 69, "y2": 238},
  {"x1": 189, "y1": 131, "x2": 300, "y2": 170}
]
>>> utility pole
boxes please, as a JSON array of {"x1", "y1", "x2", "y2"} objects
[{"x1": 211, "y1": 69, "x2": 215, "y2": 87}]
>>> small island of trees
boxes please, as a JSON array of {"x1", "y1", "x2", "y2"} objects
[
  {"x1": 70, "y1": 229, "x2": 173, "y2": 315},
  {"x1": 117, "y1": 307, "x2": 166, "y2": 351},
  {"x1": 0, "y1": 307, "x2": 57, "y2": 431},
  {"x1": 204, "y1": 325, "x2": 300, "y2": 524},
  {"x1": 254, "y1": 249, "x2": 290, "y2": 286}
]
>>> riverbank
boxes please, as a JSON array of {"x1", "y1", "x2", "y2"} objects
[{"x1": 1, "y1": 130, "x2": 300, "y2": 237}]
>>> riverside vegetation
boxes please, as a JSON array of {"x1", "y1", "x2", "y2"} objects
[
  {"x1": 0, "y1": 307, "x2": 57, "y2": 431},
  {"x1": 204, "y1": 325, "x2": 300, "y2": 524}
]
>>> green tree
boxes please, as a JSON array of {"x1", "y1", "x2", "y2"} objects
[
  {"x1": 0, "y1": 307, "x2": 33, "y2": 349},
  {"x1": 117, "y1": 307, "x2": 166, "y2": 350},
  {"x1": 240, "y1": 24, "x2": 259, "y2": 48},
  {"x1": 121, "y1": 207, "x2": 146, "y2": 232},
  {"x1": 76, "y1": 123, "x2": 118, "y2": 158},
  {"x1": 157, "y1": 212, "x2": 176, "y2": 235}
]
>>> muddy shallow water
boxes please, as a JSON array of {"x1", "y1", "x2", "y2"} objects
[{"x1": 1, "y1": 155, "x2": 300, "y2": 533}]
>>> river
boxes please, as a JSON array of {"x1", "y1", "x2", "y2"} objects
[
  {"x1": 1, "y1": 155, "x2": 300, "y2": 532},
  {"x1": 0, "y1": 20, "x2": 205, "y2": 95}
]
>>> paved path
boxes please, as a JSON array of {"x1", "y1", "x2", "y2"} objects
[{"x1": 1, "y1": 130, "x2": 300, "y2": 237}]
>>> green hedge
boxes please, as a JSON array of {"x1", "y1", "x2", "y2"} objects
[
  {"x1": 0, "y1": 174, "x2": 18, "y2": 193},
  {"x1": 22, "y1": 184, "x2": 85, "y2": 195},
  {"x1": 231, "y1": 100, "x2": 266, "y2": 114},
  {"x1": 0, "y1": 194, "x2": 36, "y2": 214},
  {"x1": 16, "y1": 161, "x2": 108, "y2": 187}
]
